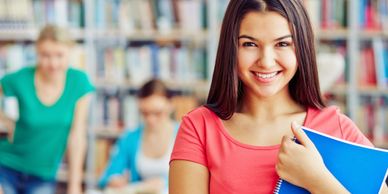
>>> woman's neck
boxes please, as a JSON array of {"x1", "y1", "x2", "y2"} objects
[
  {"x1": 144, "y1": 119, "x2": 174, "y2": 136},
  {"x1": 35, "y1": 69, "x2": 66, "y2": 86},
  {"x1": 239, "y1": 90, "x2": 304, "y2": 120}
]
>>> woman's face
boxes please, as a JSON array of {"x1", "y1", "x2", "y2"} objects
[
  {"x1": 237, "y1": 11, "x2": 297, "y2": 99},
  {"x1": 138, "y1": 95, "x2": 172, "y2": 130},
  {"x1": 36, "y1": 40, "x2": 70, "y2": 77}
]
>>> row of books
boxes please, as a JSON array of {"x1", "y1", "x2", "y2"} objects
[
  {"x1": 0, "y1": 43, "x2": 86, "y2": 76},
  {"x1": 94, "y1": 0, "x2": 206, "y2": 33},
  {"x1": 95, "y1": 43, "x2": 208, "y2": 86},
  {"x1": 304, "y1": 0, "x2": 388, "y2": 31},
  {"x1": 0, "y1": 0, "x2": 84, "y2": 29},
  {"x1": 0, "y1": 41, "x2": 208, "y2": 85},
  {"x1": 325, "y1": 95, "x2": 388, "y2": 146},
  {"x1": 358, "y1": 39, "x2": 388, "y2": 88},
  {"x1": 93, "y1": 90, "x2": 199, "y2": 133},
  {"x1": 318, "y1": 39, "x2": 388, "y2": 90},
  {"x1": 356, "y1": 96, "x2": 388, "y2": 143}
]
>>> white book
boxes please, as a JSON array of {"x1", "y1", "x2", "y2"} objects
[
  {"x1": 54, "y1": 0, "x2": 68, "y2": 27},
  {"x1": 372, "y1": 38, "x2": 386, "y2": 89},
  {"x1": 158, "y1": 46, "x2": 172, "y2": 81},
  {"x1": 123, "y1": 95, "x2": 139, "y2": 130}
]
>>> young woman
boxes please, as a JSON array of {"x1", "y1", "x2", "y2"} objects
[
  {"x1": 99, "y1": 79, "x2": 178, "y2": 194},
  {"x1": 0, "y1": 25, "x2": 94, "y2": 194},
  {"x1": 169, "y1": 0, "x2": 380, "y2": 194}
]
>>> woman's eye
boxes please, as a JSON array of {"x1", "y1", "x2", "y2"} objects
[
  {"x1": 242, "y1": 42, "x2": 257, "y2": 47},
  {"x1": 276, "y1": 41, "x2": 291, "y2": 47}
]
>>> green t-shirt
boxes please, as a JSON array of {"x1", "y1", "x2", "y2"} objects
[{"x1": 0, "y1": 66, "x2": 94, "y2": 179}]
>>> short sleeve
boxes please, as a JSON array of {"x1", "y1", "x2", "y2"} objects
[
  {"x1": 71, "y1": 69, "x2": 95, "y2": 100},
  {"x1": 170, "y1": 115, "x2": 208, "y2": 167},
  {"x1": 338, "y1": 113, "x2": 374, "y2": 147},
  {"x1": 0, "y1": 73, "x2": 17, "y2": 97}
]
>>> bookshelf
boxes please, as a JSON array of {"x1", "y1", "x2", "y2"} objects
[
  {"x1": 0, "y1": 0, "x2": 212, "y2": 192},
  {"x1": 304, "y1": 0, "x2": 388, "y2": 149},
  {"x1": 84, "y1": 0, "x2": 212, "y2": 192},
  {"x1": 0, "y1": 0, "x2": 386, "y2": 193}
]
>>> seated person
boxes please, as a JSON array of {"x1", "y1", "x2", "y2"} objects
[{"x1": 99, "y1": 79, "x2": 178, "y2": 194}]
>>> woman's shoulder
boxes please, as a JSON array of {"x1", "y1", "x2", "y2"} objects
[
  {"x1": 67, "y1": 67, "x2": 88, "y2": 78},
  {"x1": 184, "y1": 106, "x2": 217, "y2": 120},
  {"x1": 307, "y1": 105, "x2": 373, "y2": 145},
  {"x1": 306, "y1": 105, "x2": 361, "y2": 140},
  {"x1": 7, "y1": 66, "x2": 34, "y2": 77},
  {"x1": 307, "y1": 105, "x2": 342, "y2": 118},
  {"x1": 67, "y1": 67, "x2": 94, "y2": 93},
  {"x1": 179, "y1": 106, "x2": 222, "y2": 136},
  {"x1": 122, "y1": 125, "x2": 143, "y2": 137}
]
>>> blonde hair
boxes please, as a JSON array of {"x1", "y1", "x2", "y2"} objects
[{"x1": 37, "y1": 25, "x2": 74, "y2": 46}]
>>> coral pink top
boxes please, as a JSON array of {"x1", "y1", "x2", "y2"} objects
[{"x1": 170, "y1": 106, "x2": 373, "y2": 194}]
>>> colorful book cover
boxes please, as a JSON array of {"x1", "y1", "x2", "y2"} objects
[{"x1": 274, "y1": 127, "x2": 388, "y2": 194}]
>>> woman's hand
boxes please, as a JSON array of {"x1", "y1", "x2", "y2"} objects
[
  {"x1": 108, "y1": 175, "x2": 129, "y2": 188},
  {"x1": 276, "y1": 122, "x2": 349, "y2": 193},
  {"x1": 136, "y1": 177, "x2": 165, "y2": 194},
  {"x1": 0, "y1": 111, "x2": 15, "y2": 143},
  {"x1": 67, "y1": 184, "x2": 83, "y2": 194},
  {"x1": 6, "y1": 120, "x2": 15, "y2": 143}
]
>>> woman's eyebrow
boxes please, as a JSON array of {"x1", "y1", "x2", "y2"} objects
[
  {"x1": 238, "y1": 34, "x2": 292, "y2": 41},
  {"x1": 238, "y1": 35, "x2": 257, "y2": 41},
  {"x1": 274, "y1": 35, "x2": 292, "y2": 41}
]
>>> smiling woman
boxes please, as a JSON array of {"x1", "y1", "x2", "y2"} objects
[
  {"x1": 237, "y1": 11, "x2": 297, "y2": 100},
  {"x1": 169, "y1": 0, "x2": 377, "y2": 194}
]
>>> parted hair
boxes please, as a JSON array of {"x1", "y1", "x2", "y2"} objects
[{"x1": 205, "y1": 0, "x2": 325, "y2": 120}]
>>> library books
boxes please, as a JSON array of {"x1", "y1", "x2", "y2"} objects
[{"x1": 274, "y1": 127, "x2": 388, "y2": 194}]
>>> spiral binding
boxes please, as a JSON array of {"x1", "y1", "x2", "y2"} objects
[
  {"x1": 273, "y1": 178, "x2": 283, "y2": 194},
  {"x1": 273, "y1": 136, "x2": 298, "y2": 194}
]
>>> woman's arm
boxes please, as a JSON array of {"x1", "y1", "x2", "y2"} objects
[
  {"x1": 99, "y1": 131, "x2": 134, "y2": 188},
  {"x1": 276, "y1": 122, "x2": 349, "y2": 194},
  {"x1": 67, "y1": 94, "x2": 92, "y2": 194},
  {"x1": 169, "y1": 160, "x2": 209, "y2": 194},
  {"x1": 0, "y1": 87, "x2": 15, "y2": 142}
]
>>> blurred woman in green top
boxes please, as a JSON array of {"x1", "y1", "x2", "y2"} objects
[{"x1": 0, "y1": 25, "x2": 94, "y2": 194}]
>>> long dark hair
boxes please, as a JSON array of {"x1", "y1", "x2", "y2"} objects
[{"x1": 206, "y1": 0, "x2": 325, "y2": 120}]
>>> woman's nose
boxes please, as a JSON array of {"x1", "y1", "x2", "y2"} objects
[{"x1": 256, "y1": 47, "x2": 276, "y2": 68}]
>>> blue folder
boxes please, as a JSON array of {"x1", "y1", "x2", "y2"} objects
[{"x1": 274, "y1": 127, "x2": 388, "y2": 194}]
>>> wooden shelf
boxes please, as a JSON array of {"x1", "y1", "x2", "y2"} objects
[
  {"x1": 374, "y1": 141, "x2": 388, "y2": 149},
  {"x1": 358, "y1": 30, "x2": 388, "y2": 40},
  {"x1": 316, "y1": 29, "x2": 348, "y2": 40},
  {"x1": 316, "y1": 29, "x2": 388, "y2": 40},
  {"x1": 357, "y1": 87, "x2": 388, "y2": 96},
  {"x1": 326, "y1": 84, "x2": 348, "y2": 96},
  {"x1": 326, "y1": 85, "x2": 388, "y2": 96},
  {"x1": 56, "y1": 168, "x2": 95, "y2": 183},
  {"x1": 91, "y1": 29, "x2": 208, "y2": 43},
  {"x1": 0, "y1": 28, "x2": 85, "y2": 41},
  {"x1": 94, "y1": 79, "x2": 210, "y2": 96},
  {"x1": 94, "y1": 128, "x2": 124, "y2": 139}
]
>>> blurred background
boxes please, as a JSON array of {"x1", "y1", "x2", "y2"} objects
[{"x1": 0, "y1": 0, "x2": 387, "y2": 193}]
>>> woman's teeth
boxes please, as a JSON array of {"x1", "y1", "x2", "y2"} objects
[{"x1": 255, "y1": 72, "x2": 278, "y2": 79}]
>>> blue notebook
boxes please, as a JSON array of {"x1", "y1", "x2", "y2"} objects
[{"x1": 273, "y1": 127, "x2": 388, "y2": 194}]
